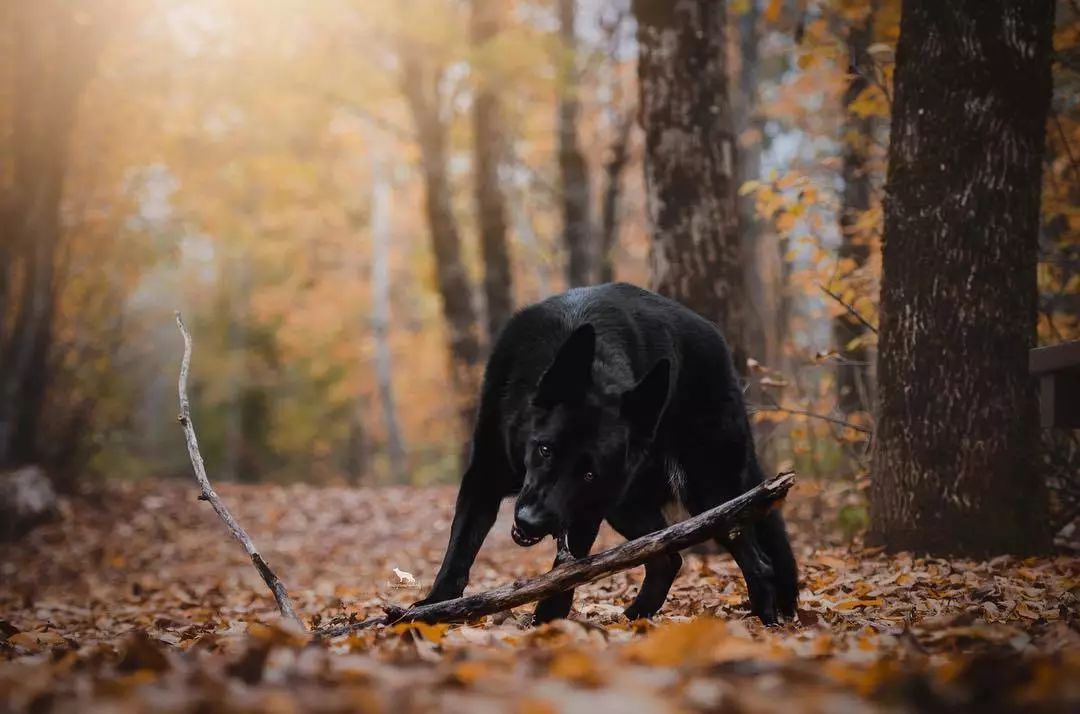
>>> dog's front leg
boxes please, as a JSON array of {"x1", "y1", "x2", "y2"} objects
[
  {"x1": 532, "y1": 518, "x2": 601, "y2": 624},
  {"x1": 415, "y1": 463, "x2": 505, "y2": 607}
]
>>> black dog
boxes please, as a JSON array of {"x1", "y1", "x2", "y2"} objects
[{"x1": 416, "y1": 283, "x2": 798, "y2": 624}]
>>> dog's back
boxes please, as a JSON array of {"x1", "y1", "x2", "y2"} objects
[{"x1": 487, "y1": 282, "x2": 744, "y2": 459}]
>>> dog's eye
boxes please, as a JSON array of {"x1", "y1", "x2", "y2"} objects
[
  {"x1": 537, "y1": 443, "x2": 552, "y2": 459},
  {"x1": 583, "y1": 471, "x2": 594, "y2": 483}
]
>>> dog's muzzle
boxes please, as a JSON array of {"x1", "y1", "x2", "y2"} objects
[{"x1": 511, "y1": 521, "x2": 544, "y2": 547}]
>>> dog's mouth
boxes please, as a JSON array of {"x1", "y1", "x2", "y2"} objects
[{"x1": 511, "y1": 522, "x2": 545, "y2": 547}]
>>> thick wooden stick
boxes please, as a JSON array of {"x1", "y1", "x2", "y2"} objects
[
  {"x1": 316, "y1": 471, "x2": 795, "y2": 637},
  {"x1": 175, "y1": 312, "x2": 305, "y2": 629}
]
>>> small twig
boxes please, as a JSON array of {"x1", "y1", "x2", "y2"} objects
[
  {"x1": 763, "y1": 405, "x2": 873, "y2": 434},
  {"x1": 314, "y1": 472, "x2": 796, "y2": 636},
  {"x1": 819, "y1": 283, "x2": 879, "y2": 335},
  {"x1": 175, "y1": 312, "x2": 305, "y2": 630},
  {"x1": 755, "y1": 391, "x2": 873, "y2": 435}
]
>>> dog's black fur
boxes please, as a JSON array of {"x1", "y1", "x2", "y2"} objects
[{"x1": 416, "y1": 283, "x2": 798, "y2": 624}]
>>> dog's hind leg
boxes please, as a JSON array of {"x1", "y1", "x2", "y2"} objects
[
  {"x1": 678, "y1": 436, "x2": 792, "y2": 625},
  {"x1": 719, "y1": 529, "x2": 781, "y2": 625},
  {"x1": 532, "y1": 518, "x2": 602, "y2": 624},
  {"x1": 607, "y1": 507, "x2": 683, "y2": 620},
  {"x1": 755, "y1": 509, "x2": 798, "y2": 617}
]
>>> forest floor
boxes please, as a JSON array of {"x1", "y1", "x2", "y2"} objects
[{"x1": 1, "y1": 478, "x2": 1079, "y2": 713}]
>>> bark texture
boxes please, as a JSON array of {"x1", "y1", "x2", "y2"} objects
[
  {"x1": 471, "y1": 0, "x2": 514, "y2": 340},
  {"x1": 401, "y1": 54, "x2": 483, "y2": 427},
  {"x1": 0, "y1": 1, "x2": 104, "y2": 467},
  {"x1": 869, "y1": 0, "x2": 1054, "y2": 555},
  {"x1": 558, "y1": 0, "x2": 594, "y2": 288},
  {"x1": 835, "y1": 4, "x2": 877, "y2": 415},
  {"x1": 634, "y1": 0, "x2": 749, "y2": 371}
]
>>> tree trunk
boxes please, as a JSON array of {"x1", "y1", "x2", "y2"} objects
[
  {"x1": 734, "y1": 0, "x2": 768, "y2": 367},
  {"x1": 509, "y1": 184, "x2": 554, "y2": 299},
  {"x1": 369, "y1": 148, "x2": 407, "y2": 484},
  {"x1": 400, "y1": 53, "x2": 483, "y2": 432},
  {"x1": 0, "y1": 1, "x2": 104, "y2": 468},
  {"x1": 834, "y1": 3, "x2": 877, "y2": 416},
  {"x1": 634, "y1": 0, "x2": 749, "y2": 373},
  {"x1": 471, "y1": 0, "x2": 514, "y2": 341},
  {"x1": 869, "y1": 0, "x2": 1054, "y2": 555},
  {"x1": 558, "y1": 0, "x2": 594, "y2": 288},
  {"x1": 598, "y1": 112, "x2": 633, "y2": 284}
]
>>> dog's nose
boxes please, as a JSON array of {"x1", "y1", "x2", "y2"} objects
[{"x1": 514, "y1": 504, "x2": 545, "y2": 534}]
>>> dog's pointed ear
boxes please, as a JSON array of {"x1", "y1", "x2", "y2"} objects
[
  {"x1": 534, "y1": 323, "x2": 596, "y2": 408},
  {"x1": 620, "y1": 358, "x2": 670, "y2": 438}
]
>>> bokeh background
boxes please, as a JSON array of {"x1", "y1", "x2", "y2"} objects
[{"x1": 1, "y1": 0, "x2": 1077, "y2": 492}]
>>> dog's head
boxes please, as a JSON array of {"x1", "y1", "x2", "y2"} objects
[{"x1": 511, "y1": 323, "x2": 670, "y2": 547}]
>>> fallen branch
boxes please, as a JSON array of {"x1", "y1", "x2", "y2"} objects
[
  {"x1": 315, "y1": 471, "x2": 796, "y2": 637},
  {"x1": 175, "y1": 312, "x2": 305, "y2": 630}
]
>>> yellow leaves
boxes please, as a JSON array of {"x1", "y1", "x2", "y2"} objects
[
  {"x1": 849, "y1": 85, "x2": 889, "y2": 119},
  {"x1": 390, "y1": 621, "x2": 450, "y2": 645},
  {"x1": 447, "y1": 660, "x2": 491, "y2": 686},
  {"x1": 548, "y1": 648, "x2": 606, "y2": 687},
  {"x1": 834, "y1": 598, "x2": 885, "y2": 611},
  {"x1": 764, "y1": 0, "x2": 783, "y2": 23},
  {"x1": 8, "y1": 630, "x2": 68, "y2": 652},
  {"x1": 622, "y1": 618, "x2": 773, "y2": 668}
]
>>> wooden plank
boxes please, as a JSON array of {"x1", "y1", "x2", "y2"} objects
[{"x1": 1029, "y1": 341, "x2": 1080, "y2": 375}]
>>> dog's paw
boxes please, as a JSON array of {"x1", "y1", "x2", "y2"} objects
[
  {"x1": 410, "y1": 587, "x2": 462, "y2": 609},
  {"x1": 622, "y1": 602, "x2": 659, "y2": 621},
  {"x1": 532, "y1": 596, "x2": 572, "y2": 625}
]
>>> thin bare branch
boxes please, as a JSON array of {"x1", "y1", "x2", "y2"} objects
[
  {"x1": 175, "y1": 312, "x2": 305, "y2": 630},
  {"x1": 819, "y1": 283, "x2": 879, "y2": 335},
  {"x1": 754, "y1": 391, "x2": 874, "y2": 435}
]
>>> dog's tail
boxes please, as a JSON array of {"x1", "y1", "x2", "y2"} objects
[{"x1": 758, "y1": 508, "x2": 799, "y2": 616}]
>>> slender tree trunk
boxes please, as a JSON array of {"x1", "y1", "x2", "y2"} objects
[
  {"x1": 223, "y1": 265, "x2": 246, "y2": 483},
  {"x1": 471, "y1": 0, "x2": 514, "y2": 341},
  {"x1": 400, "y1": 53, "x2": 483, "y2": 433},
  {"x1": 869, "y1": 0, "x2": 1054, "y2": 555},
  {"x1": 734, "y1": 0, "x2": 768, "y2": 366},
  {"x1": 835, "y1": 3, "x2": 877, "y2": 415},
  {"x1": 369, "y1": 148, "x2": 407, "y2": 484},
  {"x1": 509, "y1": 184, "x2": 554, "y2": 299},
  {"x1": 558, "y1": 0, "x2": 594, "y2": 288},
  {"x1": 634, "y1": 0, "x2": 749, "y2": 372},
  {"x1": 0, "y1": 1, "x2": 103, "y2": 467},
  {"x1": 598, "y1": 112, "x2": 633, "y2": 284}
]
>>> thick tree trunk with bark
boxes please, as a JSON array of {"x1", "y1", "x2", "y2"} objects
[
  {"x1": 869, "y1": 0, "x2": 1054, "y2": 555},
  {"x1": 558, "y1": 0, "x2": 594, "y2": 288},
  {"x1": 835, "y1": 4, "x2": 877, "y2": 415},
  {"x1": 471, "y1": 0, "x2": 514, "y2": 341},
  {"x1": 634, "y1": 0, "x2": 749, "y2": 372},
  {"x1": 0, "y1": 1, "x2": 104, "y2": 468},
  {"x1": 401, "y1": 55, "x2": 484, "y2": 429}
]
